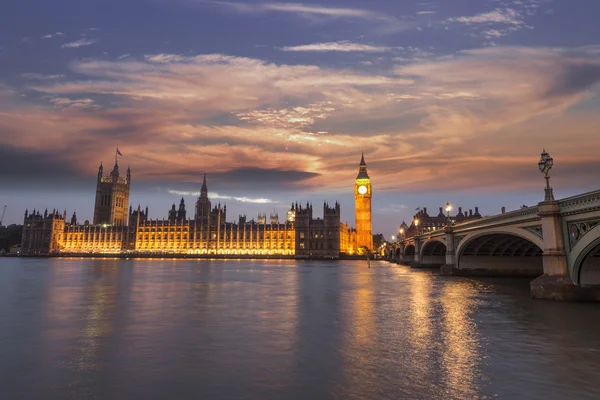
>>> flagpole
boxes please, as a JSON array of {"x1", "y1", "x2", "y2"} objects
[{"x1": 115, "y1": 147, "x2": 118, "y2": 165}]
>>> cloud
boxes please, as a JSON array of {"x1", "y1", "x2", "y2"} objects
[
  {"x1": 55, "y1": 32, "x2": 65, "y2": 36},
  {"x1": 379, "y1": 204, "x2": 408, "y2": 213},
  {"x1": 118, "y1": 53, "x2": 131, "y2": 59},
  {"x1": 61, "y1": 38, "x2": 96, "y2": 48},
  {"x1": 281, "y1": 41, "x2": 392, "y2": 53},
  {"x1": 237, "y1": 102, "x2": 336, "y2": 129},
  {"x1": 48, "y1": 97, "x2": 97, "y2": 109},
  {"x1": 0, "y1": 145, "x2": 91, "y2": 189},
  {"x1": 202, "y1": 1, "x2": 413, "y2": 33},
  {"x1": 448, "y1": 8, "x2": 523, "y2": 25},
  {"x1": 481, "y1": 29, "x2": 508, "y2": 39},
  {"x1": 21, "y1": 73, "x2": 64, "y2": 80},
  {"x1": 416, "y1": 11, "x2": 437, "y2": 15},
  {"x1": 168, "y1": 189, "x2": 278, "y2": 204},
  {"x1": 205, "y1": 1, "x2": 383, "y2": 18},
  {"x1": 42, "y1": 34, "x2": 53, "y2": 39},
  {"x1": 3, "y1": 45, "x2": 600, "y2": 201}
]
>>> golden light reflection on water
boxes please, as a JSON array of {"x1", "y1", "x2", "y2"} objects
[
  {"x1": 408, "y1": 273, "x2": 433, "y2": 351},
  {"x1": 349, "y1": 270, "x2": 376, "y2": 348},
  {"x1": 68, "y1": 264, "x2": 117, "y2": 395},
  {"x1": 440, "y1": 281, "x2": 480, "y2": 399}
]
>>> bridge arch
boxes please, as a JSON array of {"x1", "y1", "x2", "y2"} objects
[
  {"x1": 420, "y1": 239, "x2": 447, "y2": 267},
  {"x1": 571, "y1": 224, "x2": 600, "y2": 285},
  {"x1": 456, "y1": 229, "x2": 543, "y2": 276},
  {"x1": 404, "y1": 244, "x2": 415, "y2": 258}
]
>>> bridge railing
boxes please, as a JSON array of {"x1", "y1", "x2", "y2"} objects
[
  {"x1": 399, "y1": 206, "x2": 541, "y2": 242},
  {"x1": 558, "y1": 189, "x2": 600, "y2": 214},
  {"x1": 448, "y1": 205, "x2": 540, "y2": 231}
]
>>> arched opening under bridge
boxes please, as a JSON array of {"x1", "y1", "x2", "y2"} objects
[
  {"x1": 458, "y1": 233, "x2": 543, "y2": 277},
  {"x1": 578, "y1": 241, "x2": 600, "y2": 285},
  {"x1": 421, "y1": 240, "x2": 447, "y2": 267}
]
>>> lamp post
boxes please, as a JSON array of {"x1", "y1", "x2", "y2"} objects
[
  {"x1": 414, "y1": 218, "x2": 420, "y2": 236},
  {"x1": 445, "y1": 202, "x2": 452, "y2": 226},
  {"x1": 538, "y1": 149, "x2": 554, "y2": 201}
]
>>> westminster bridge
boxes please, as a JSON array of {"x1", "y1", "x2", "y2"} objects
[{"x1": 386, "y1": 189, "x2": 600, "y2": 301}]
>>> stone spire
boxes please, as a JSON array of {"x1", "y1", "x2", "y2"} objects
[
  {"x1": 200, "y1": 174, "x2": 208, "y2": 198},
  {"x1": 356, "y1": 153, "x2": 369, "y2": 179}
]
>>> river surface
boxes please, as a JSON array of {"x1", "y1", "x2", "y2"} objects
[{"x1": 1, "y1": 258, "x2": 600, "y2": 399}]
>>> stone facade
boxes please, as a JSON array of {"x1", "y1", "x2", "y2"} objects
[
  {"x1": 354, "y1": 153, "x2": 373, "y2": 251},
  {"x1": 20, "y1": 158, "x2": 372, "y2": 258},
  {"x1": 93, "y1": 162, "x2": 131, "y2": 227}
]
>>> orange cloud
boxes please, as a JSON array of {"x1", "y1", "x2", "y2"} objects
[{"x1": 1, "y1": 46, "x2": 599, "y2": 195}]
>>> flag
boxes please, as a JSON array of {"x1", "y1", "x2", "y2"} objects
[
  {"x1": 116, "y1": 148, "x2": 123, "y2": 156},
  {"x1": 415, "y1": 207, "x2": 421, "y2": 211}
]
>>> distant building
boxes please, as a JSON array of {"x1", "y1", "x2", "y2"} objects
[
  {"x1": 21, "y1": 155, "x2": 374, "y2": 257},
  {"x1": 401, "y1": 206, "x2": 482, "y2": 237}
]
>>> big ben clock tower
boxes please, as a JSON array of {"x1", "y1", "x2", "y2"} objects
[{"x1": 354, "y1": 153, "x2": 373, "y2": 251}]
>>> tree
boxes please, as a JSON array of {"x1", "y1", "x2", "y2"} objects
[{"x1": 0, "y1": 224, "x2": 23, "y2": 252}]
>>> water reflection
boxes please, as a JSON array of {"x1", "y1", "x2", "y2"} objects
[
  {"x1": 440, "y1": 281, "x2": 481, "y2": 399},
  {"x1": 67, "y1": 263, "x2": 118, "y2": 397},
  {"x1": 1, "y1": 259, "x2": 600, "y2": 400}
]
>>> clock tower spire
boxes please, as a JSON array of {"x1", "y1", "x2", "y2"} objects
[{"x1": 354, "y1": 153, "x2": 373, "y2": 252}]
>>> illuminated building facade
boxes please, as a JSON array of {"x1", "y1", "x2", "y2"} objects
[
  {"x1": 354, "y1": 153, "x2": 373, "y2": 251},
  {"x1": 21, "y1": 157, "x2": 372, "y2": 257},
  {"x1": 93, "y1": 161, "x2": 131, "y2": 227}
]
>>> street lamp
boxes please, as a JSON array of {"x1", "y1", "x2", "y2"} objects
[
  {"x1": 399, "y1": 228, "x2": 404, "y2": 239},
  {"x1": 414, "y1": 218, "x2": 420, "y2": 235},
  {"x1": 445, "y1": 202, "x2": 452, "y2": 226},
  {"x1": 538, "y1": 149, "x2": 554, "y2": 201}
]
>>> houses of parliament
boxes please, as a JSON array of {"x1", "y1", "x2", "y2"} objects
[{"x1": 21, "y1": 155, "x2": 374, "y2": 258}]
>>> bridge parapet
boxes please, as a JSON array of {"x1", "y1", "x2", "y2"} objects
[
  {"x1": 559, "y1": 190, "x2": 600, "y2": 215},
  {"x1": 451, "y1": 206, "x2": 540, "y2": 232}
]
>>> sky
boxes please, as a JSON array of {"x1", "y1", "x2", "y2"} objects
[{"x1": 1, "y1": 0, "x2": 600, "y2": 238}]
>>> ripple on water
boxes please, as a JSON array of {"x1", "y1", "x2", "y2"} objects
[{"x1": 0, "y1": 258, "x2": 599, "y2": 400}]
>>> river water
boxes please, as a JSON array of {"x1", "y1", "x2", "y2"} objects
[{"x1": 1, "y1": 258, "x2": 599, "y2": 399}]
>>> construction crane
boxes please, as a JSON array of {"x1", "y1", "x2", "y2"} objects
[{"x1": 0, "y1": 205, "x2": 6, "y2": 227}]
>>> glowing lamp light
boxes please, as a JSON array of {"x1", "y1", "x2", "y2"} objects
[{"x1": 445, "y1": 202, "x2": 452, "y2": 215}]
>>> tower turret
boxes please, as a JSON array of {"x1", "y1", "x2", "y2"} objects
[
  {"x1": 177, "y1": 197, "x2": 187, "y2": 223},
  {"x1": 195, "y1": 174, "x2": 211, "y2": 225},
  {"x1": 93, "y1": 153, "x2": 130, "y2": 227},
  {"x1": 169, "y1": 203, "x2": 177, "y2": 224}
]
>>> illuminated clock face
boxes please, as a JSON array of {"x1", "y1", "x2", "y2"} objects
[{"x1": 358, "y1": 185, "x2": 367, "y2": 195}]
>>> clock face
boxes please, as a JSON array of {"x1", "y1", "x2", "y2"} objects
[{"x1": 358, "y1": 185, "x2": 367, "y2": 195}]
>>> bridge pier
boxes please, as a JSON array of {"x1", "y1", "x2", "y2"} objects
[
  {"x1": 440, "y1": 226, "x2": 455, "y2": 276},
  {"x1": 531, "y1": 201, "x2": 600, "y2": 301},
  {"x1": 398, "y1": 243, "x2": 405, "y2": 264}
]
